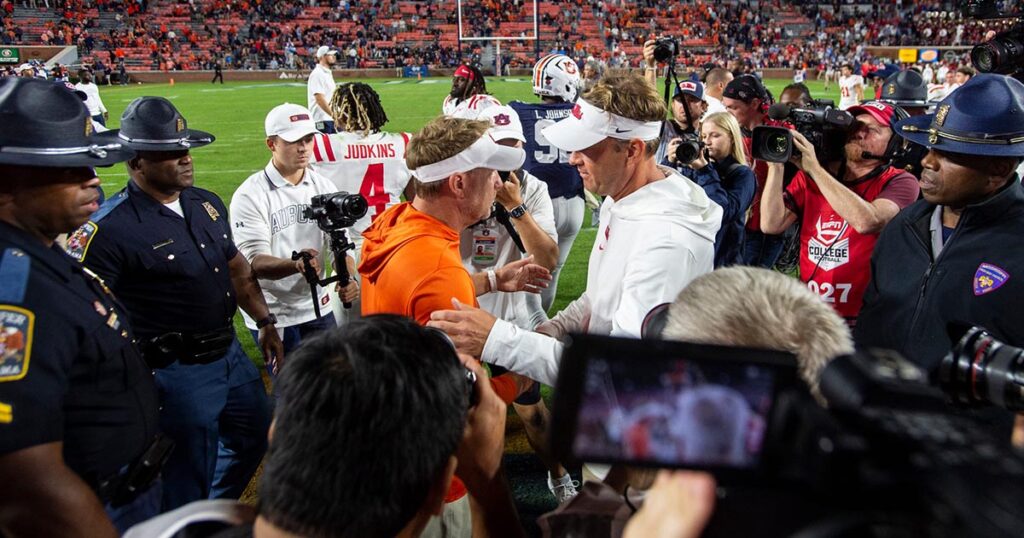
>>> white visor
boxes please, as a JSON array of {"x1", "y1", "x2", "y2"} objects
[
  {"x1": 411, "y1": 134, "x2": 526, "y2": 184},
  {"x1": 541, "y1": 98, "x2": 663, "y2": 152}
]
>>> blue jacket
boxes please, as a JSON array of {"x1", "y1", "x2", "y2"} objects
[{"x1": 669, "y1": 155, "x2": 756, "y2": 267}]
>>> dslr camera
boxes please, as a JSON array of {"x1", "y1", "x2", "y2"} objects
[
  {"x1": 551, "y1": 330, "x2": 1024, "y2": 538},
  {"x1": 652, "y1": 37, "x2": 679, "y2": 63},
  {"x1": 752, "y1": 99, "x2": 854, "y2": 164},
  {"x1": 674, "y1": 131, "x2": 705, "y2": 164},
  {"x1": 303, "y1": 192, "x2": 368, "y2": 232}
]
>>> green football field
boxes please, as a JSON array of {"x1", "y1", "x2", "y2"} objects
[
  {"x1": 93, "y1": 75, "x2": 836, "y2": 361},
  {"x1": 93, "y1": 75, "x2": 836, "y2": 526}
]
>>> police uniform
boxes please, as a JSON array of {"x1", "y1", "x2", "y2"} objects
[
  {"x1": 67, "y1": 97, "x2": 272, "y2": 511},
  {"x1": 0, "y1": 77, "x2": 163, "y2": 533}
]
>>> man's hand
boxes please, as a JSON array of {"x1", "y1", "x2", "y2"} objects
[
  {"x1": 293, "y1": 248, "x2": 321, "y2": 276},
  {"x1": 665, "y1": 137, "x2": 682, "y2": 164},
  {"x1": 428, "y1": 298, "x2": 497, "y2": 358},
  {"x1": 334, "y1": 278, "x2": 359, "y2": 303},
  {"x1": 642, "y1": 39, "x2": 657, "y2": 67},
  {"x1": 789, "y1": 130, "x2": 821, "y2": 173},
  {"x1": 454, "y1": 357, "x2": 507, "y2": 493},
  {"x1": 622, "y1": 470, "x2": 718, "y2": 538},
  {"x1": 259, "y1": 325, "x2": 285, "y2": 375},
  {"x1": 495, "y1": 171, "x2": 524, "y2": 210},
  {"x1": 495, "y1": 255, "x2": 551, "y2": 293}
]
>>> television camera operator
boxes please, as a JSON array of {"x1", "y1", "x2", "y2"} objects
[{"x1": 760, "y1": 101, "x2": 919, "y2": 324}]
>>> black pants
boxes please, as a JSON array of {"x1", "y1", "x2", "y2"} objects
[{"x1": 211, "y1": 72, "x2": 223, "y2": 84}]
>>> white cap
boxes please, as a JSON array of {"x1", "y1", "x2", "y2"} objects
[
  {"x1": 411, "y1": 134, "x2": 525, "y2": 183},
  {"x1": 541, "y1": 98, "x2": 663, "y2": 152},
  {"x1": 265, "y1": 103, "x2": 319, "y2": 142},
  {"x1": 315, "y1": 46, "x2": 337, "y2": 58},
  {"x1": 16, "y1": 63, "x2": 33, "y2": 72},
  {"x1": 453, "y1": 104, "x2": 525, "y2": 144}
]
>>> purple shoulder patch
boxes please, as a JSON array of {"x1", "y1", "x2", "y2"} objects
[{"x1": 973, "y1": 263, "x2": 1010, "y2": 296}]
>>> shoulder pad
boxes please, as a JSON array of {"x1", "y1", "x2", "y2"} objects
[
  {"x1": 90, "y1": 189, "x2": 128, "y2": 222},
  {"x1": 0, "y1": 248, "x2": 31, "y2": 304}
]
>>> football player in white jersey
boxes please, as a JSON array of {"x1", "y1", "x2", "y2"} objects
[
  {"x1": 442, "y1": 64, "x2": 501, "y2": 117},
  {"x1": 838, "y1": 64, "x2": 864, "y2": 110},
  {"x1": 309, "y1": 82, "x2": 415, "y2": 326}
]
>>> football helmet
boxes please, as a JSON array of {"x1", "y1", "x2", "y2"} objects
[{"x1": 532, "y1": 54, "x2": 581, "y2": 103}]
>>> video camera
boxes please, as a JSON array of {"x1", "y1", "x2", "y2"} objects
[
  {"x1": 752, "y1": 100, "x2": 854, "y2": 164},
  {"x1": 303, "y1": 192, "x2": 368, "y2": 232},
  {"x1": 962, "y1": 0, "x2": 1024, "y2": 82},
  {"x1": 293, "y1": 191, "x2": 368, "y2": 315},
  {"x1": 551, "y1": 331, "x2": 1024, "y2": 537}
]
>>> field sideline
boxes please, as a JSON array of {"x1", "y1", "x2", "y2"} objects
[
  {"x1": 89, "y1": 75, "x2": 837, "y2": 528},
  {"x1": 92, "y1": 75, "x2": 836, "y2": 363}
]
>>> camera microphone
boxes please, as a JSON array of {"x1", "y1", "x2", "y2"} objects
[
  {"x1": 767, "y1": 103, "x2": 792, "y2": 121},
  {"x1": 860, "y1": 151, "x2": 889, "y2": 160}
]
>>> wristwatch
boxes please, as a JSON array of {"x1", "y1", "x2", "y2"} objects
[
  {"x1": 256, "y1": 313, "x2": 277, "y2": 329},
  {"x1": 508, "y1": 204, "x2": 527, "y2": 219}
]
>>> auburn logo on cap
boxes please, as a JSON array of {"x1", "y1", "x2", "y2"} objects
[
  {"x1": 572, "y1": 104, "x2": 583, "y2": 119},
  {"x1": 289, "y1": 114, "x2": 310, "y2": 122},
  {"x1": 493, "y1": 113, "x2": 510, "y2": 126}
]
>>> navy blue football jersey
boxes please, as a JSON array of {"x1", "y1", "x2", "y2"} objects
[{"x1": 509, "y1": 101, "x2": 583, "y2": 199}]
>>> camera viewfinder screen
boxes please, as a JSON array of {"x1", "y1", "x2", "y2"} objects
[{"x1": 571, "y1": 354, "x2": 778, "y2": 469}]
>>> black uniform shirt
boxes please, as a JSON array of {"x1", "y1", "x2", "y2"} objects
[
  {"x1": 0, "y1": 221, "x2": 159, "y2": 482},
  {"x1": 68, "y1": 181, "x2": 239, "y2": 339}
]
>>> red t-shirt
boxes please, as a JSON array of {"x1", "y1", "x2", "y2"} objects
[{"x1": 785, "y1": 166, "x2": 919, "y2": 321}]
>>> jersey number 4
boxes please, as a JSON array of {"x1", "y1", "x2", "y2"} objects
[{"x1": 359, "y1": 163, "x2": 389, "y2": 221}]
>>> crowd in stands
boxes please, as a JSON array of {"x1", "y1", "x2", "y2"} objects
[{"x1": 2, "y1": 0, "x2": 1018, "y2": 72}]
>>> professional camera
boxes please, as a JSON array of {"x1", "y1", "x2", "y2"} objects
[
  {"x1": 302, "y1": 192, "x2": 368, "y2": 231},
  {"x1": 940, "y1": 326, "x2": 1024, "y2": 411},
  {"x1": 962, "y1": 0, "x2": 1024, "y2": 81},
  {"x1": 752, "y1": 100, "x2": 854, "y2": 163},
  {"x1": 674, "y1": 131, "x2": 704, "y2": 163},
  {"x1": 552, "y1": 333, "x2": 1024, "y2": 538},
  {"x1": 295, "y1": 192, "x2": 368, "y2": 314},
  {"x1": 652, "y1": 37, "x2": 679, "y2": 63}
]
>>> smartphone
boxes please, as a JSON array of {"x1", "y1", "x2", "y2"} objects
[{"x1": 551, "y1": 334, "x2": 799, "y2": 480}]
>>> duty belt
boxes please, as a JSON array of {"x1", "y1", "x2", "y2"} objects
[
  {"x1": 140, "y1": 326, "x2": 234, "y2": 369},
  {"x1": 95, "y1": 434, "x2": 174, "y2": 508}
]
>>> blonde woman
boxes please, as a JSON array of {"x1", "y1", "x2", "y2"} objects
[{"x1": 668, "y1": 111, "x2": 756, "y2": 266}]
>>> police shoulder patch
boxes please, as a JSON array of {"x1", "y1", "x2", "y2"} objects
[
  {"x1": 65, "y1": 221, "x2": 99, "y2": 262},
  {"x1": 0, "y1": 305, "x2": 33, "y2": 382}
]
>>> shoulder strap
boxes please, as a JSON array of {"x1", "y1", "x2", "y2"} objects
[{"x1": 0, "y1": 248, "x2": 31, "y2": 304}]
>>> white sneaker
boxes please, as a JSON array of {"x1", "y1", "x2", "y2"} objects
[{"x1": 547, "y1": 472, "x2": 580, "y2": 504}]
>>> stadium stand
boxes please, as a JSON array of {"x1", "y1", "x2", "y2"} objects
[{"x1": 0, "y1": 0, "x2": 1018, "y2": 72}]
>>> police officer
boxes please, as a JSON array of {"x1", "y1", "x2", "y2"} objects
[
  {"x1": 880, "y1": 69, "x2": 930, "y2": 178},
  {"x1": 0, "y1": 78, "x2": 163, "y2": 536},
  {"x1": 67, "y1": 97, "x2": 283, "y2": 510}
]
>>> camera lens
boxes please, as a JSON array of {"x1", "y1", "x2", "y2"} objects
[
  {"x1": 971, "y1": 31, "x2": 1024, "y2": 74},
  {"x1": 674, "y1": 137, "x2": 701, "y2": 164},
  {"x1": 769, "y1": 133, "x2": 788, "y2": 154},
  {"x1": 939, "y1": 327, "x2": 1024, "y2": 412},
  {"x1": 341, "y1": 193, "x2": 369, "y2": 219}
]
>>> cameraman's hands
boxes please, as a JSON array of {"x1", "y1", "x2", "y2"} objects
[
  {"x1": 789, "y1": 130, "x2": 821, "y2": 173},
  {"x1": 454, "y1": 356, "x2": 507, "y2": 492},
  {"x1": 666, "y1": 137, "x2": 682, "y2": 164},
  {"x1": 334, "y1": 278, "x2": 359, "y2": 303},
  {"x1": 622, "y1": 470, "x2": 717, "y2": 538},
  {"x1": 495, "y1": 171, "x2": 524, "y2": 210},
  {"x1": 293, "y1": 248, "x2": 321, "y2": 276},
  {"x1": 643, "y1": 39, "x2": 657, "y2": 68}
]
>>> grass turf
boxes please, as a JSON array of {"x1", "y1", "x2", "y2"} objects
[{"x1": 93, "y1": 75, "x2": 836, "y2": 531}]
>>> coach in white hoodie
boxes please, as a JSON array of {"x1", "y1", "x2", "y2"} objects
[{"x1": 429, "y1": 72, "x2": 722, "y2": 387}]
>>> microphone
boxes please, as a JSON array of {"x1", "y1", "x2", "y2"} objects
[
  {"x1": 767, "y1": 103, "x2": 791, "y2": 121},
  {"x1": 860, "y1": 151, "x2": 889, "y2": 160}
]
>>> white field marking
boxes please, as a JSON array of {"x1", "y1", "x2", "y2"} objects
[
  {"x1": 382, "y1": 80, "x2": 406, "y2": 85},
  {"x1": 199, "y1": 82, "x2": 307, "y2": 92},
  {"x1": 417, "y1": 79, "x2": 441, "y2": 84}
]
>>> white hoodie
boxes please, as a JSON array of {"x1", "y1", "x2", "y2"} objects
[{"x1": 481, "y1": 167, "x2": 722, "y2": 386}]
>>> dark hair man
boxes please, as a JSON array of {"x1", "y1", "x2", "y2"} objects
[
  {"x1": 0, "y1": 78, "x2": 161, "y2": 536},
  {"x1": 67, "y1": 97, "x2": 282, "y2": 510},
  {"x1": 856, "y1": 74, "x2": 1024, "y2": 374},
  {"x1": 722, "y1": 74, "x2": 791, "y2": 268},
  {"x1": 124, "y1": 315, "x2": 526, "y2": 538},
  {"x1": 780, "y1": 82, "x2": 813, "y2": 108},
  {"x1": 760, "y1": 101, "x2": 920, "y2": 324},
  {"x1": 74, "y1": 69, "x2": 108, "y2": 126}
]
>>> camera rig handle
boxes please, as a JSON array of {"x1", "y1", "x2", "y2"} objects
[{"x1": 290, "y1": 227, "x2": 359, "y2": 315}]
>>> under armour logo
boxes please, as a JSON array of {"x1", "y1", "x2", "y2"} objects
[{"x1": 235, "y1": 222, "x2": 245, "y2": 228}]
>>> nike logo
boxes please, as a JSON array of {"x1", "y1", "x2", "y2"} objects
[{"x1": 614, "y1": 128, "x2": 631, "y2": 133}]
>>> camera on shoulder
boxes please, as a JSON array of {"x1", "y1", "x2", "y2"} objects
[{"x1": 752, "y1": 99, "x2": 853, "y2": 163}]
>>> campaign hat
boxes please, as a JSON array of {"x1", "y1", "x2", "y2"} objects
[
  {"x1": 110, "y1": 96, "x2": 215, "y2": 151},
  {"x1": 0, "y1": 77, "x2": 133, "y2": 167},
  {"x1": 895, "y1": 74, "x2": 1024, "y2": 157},
  {"x1": 880, "y1": 69, "x2": 929, "y2": 108}
]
